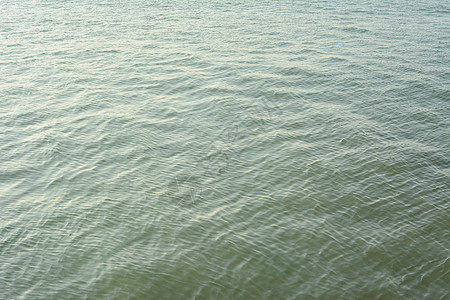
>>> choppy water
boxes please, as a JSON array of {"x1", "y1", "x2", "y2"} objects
[{"x1": 1, "y1": 0, "x2": 449, "y2": 299}]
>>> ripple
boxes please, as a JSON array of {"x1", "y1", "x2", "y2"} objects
[{"x1": 1, "y1": 0, "x2": 449, "y2": 299}]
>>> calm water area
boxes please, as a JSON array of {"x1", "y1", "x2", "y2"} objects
[{"x1": 1, "y1": 0, "x2": 449, "y2": 298}]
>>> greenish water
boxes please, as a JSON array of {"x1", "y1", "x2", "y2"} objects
[{"x1": 1, "y1": 0, "x2": 449, "y2": 299}]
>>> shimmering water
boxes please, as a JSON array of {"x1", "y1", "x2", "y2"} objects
[{"x1": 1, "y1": 0, "x2": 449, "y2": 298}]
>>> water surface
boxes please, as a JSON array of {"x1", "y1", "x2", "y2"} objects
[{"x1": 1, "y1": 0, "x2": 449, "y2": 299}]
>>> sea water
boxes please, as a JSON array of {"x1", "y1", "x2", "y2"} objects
[{"x1": 1, "y1": 0, "x2": 449, "y2": 298}]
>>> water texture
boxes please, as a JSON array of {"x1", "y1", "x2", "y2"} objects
[{"x1": 1, "y1": 0, "x2": 449, "y2": 299}]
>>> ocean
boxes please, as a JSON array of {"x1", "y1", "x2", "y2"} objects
[{"x1": 1, "y1": 0, "x2": 449, "y2": 298}]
